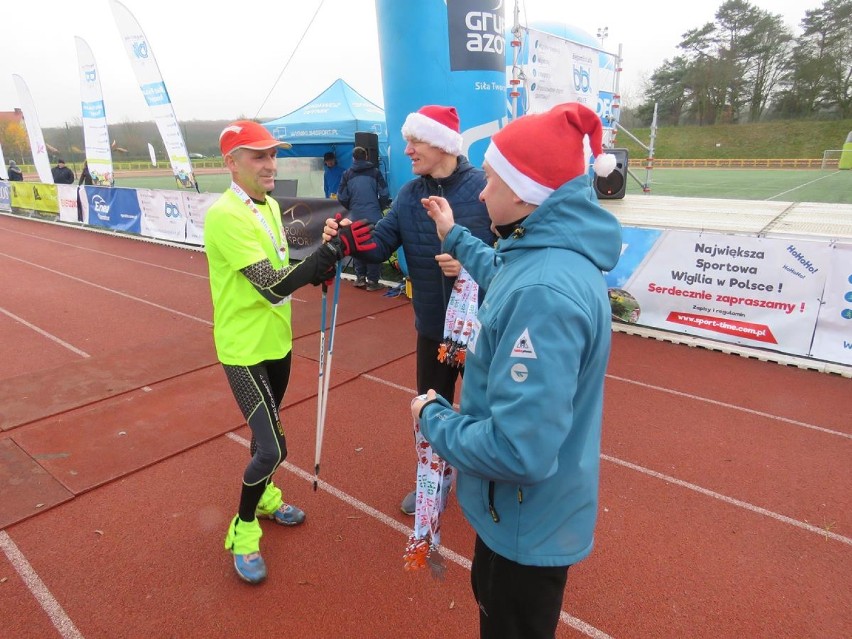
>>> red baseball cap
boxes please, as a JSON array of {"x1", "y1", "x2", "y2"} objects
[{"x1": 219, "y1": 120, "x2": 292, "y2": 156}]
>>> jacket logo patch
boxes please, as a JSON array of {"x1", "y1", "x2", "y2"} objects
[
  {"x1": 510, "y1": 328, "x2": 536, "y2": 359},
  {"x1": 510, "y1": 363, "x2": 528, "y2": 382}
]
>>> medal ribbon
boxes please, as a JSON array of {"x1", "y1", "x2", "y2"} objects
[
  {"x1": 230, "y1": 181, "x2": 286, "y2": 260},
  {"x1": 438, "y1": 267, "x2": 478, "y2": 368},
  {"x1": 404, "y1": 396, "x2": 456, "y2": 579}
]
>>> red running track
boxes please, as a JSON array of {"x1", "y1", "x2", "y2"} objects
[{"x1": 0, "y1": 213, "x2": 849, "y2": 639}]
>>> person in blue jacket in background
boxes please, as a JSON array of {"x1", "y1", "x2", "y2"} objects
[
  {"x1": 337, "y1": 145, "x2": 391, "y2": 291},
  {"x1": 323, "y1": 151, "x2": 344, "y2": 199},
  {"x1": 413, "y1": 102, "x2": 623, "y2": 639}
]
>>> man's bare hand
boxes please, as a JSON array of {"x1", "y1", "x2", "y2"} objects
[
  {"x1": 322, "y1": 216, "x2": 351, "y2": 243},
  {"x1": 435, "y1": 253, "x2": 461, "y2": 277},
  {"x1": 421, "y1": 196, "x2": 455, "y2": 241}
]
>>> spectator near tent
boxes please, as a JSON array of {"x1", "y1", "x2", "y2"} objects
[
  {"x1": 337, "y1": 145, "x2": 391, "y2": 291},
  {"x1": 322, "y1": 151, "x2": 344, "y2": 199}
]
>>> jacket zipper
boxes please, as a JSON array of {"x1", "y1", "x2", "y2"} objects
[{"x1": 487, "y1": 483, "x2": 524, "y2": 524}]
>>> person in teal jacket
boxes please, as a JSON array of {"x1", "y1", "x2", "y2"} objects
[{"x1": 413, "y1": 102, "x2": 623, "y2": 639}]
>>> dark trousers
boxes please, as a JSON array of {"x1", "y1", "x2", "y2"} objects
[
  {"x1": 471, "y1": 535, "x2": 570, "y2": 639},
  {"x1": 222, "y1": 354, "x2": 292, "y2": 520},
  {"x1": 353, "y1": 257, "x2": 381, "y2": 282},
  {"x1": 415, "y1": 333, "x2": 461, "y2": 401}
]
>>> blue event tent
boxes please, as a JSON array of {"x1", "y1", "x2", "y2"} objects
[{"x1": 262, "y1": 79, "x2": 388, "y2": 173}]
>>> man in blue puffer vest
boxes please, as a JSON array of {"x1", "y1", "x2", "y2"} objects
[{"x1": 324, "y1": 105, "x2": 496, "y2": 514}]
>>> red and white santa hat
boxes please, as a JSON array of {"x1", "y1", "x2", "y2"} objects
[
  {"x1": 484, "y1": 102, "x2": 616, "y2": 205},
  {"x1": 401, "y1": 105, "x2": 464, "y2": 156}
]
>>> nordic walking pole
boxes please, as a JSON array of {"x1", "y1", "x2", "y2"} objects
[
  {"x1": 314, "y1": 260, "x2": 343, "y2": 490},
  {"x1": 314, "y1": 277, "x2": 329, "y2": 491}
]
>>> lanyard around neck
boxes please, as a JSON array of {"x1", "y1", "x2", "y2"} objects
[{"x1": 230, "y1": 181, "x2": 284, "y2": 258}]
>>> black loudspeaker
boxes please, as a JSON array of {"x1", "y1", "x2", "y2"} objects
[
  {"x1": 354, "y1": 131, "x2": 379, "y2": 162},
  {"x1": 594, "y1": 148, "x2": 628, "y2": 200}
]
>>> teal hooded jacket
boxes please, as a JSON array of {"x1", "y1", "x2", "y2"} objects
[{"x1": 419, "y1": 175, "x2": 622, "y2": 567}]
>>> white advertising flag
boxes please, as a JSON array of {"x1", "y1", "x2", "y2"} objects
[
  {"x1": 12, "y1": 74, "x2": 53, "y2": 184},
  {"x1": 0, "y1": 142, "x2": 7, "y2": 180},
  {"x1": 74, "y1": 36, "x2": 115, "y2": 186},
  {"x1": 109, "y1": 0, "x2": 196, "y2": 190}
]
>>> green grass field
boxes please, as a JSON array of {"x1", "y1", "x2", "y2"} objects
[
  {"x1": 115, "y1": 167, "x2": 852, "y2": 204},
  {"x1": 625, "y1": 167, "x2": 851, "y2": 203}
]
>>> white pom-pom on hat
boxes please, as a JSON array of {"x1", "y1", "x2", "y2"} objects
[
  {"x1": 484, "y1": 102, "x2": 614, "y2": 205},
  {"x1": 594, "y1": 152, "x2": 617, "y2": 177}
]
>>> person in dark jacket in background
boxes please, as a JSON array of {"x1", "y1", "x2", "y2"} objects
[
  {"x1": 337, "y1": 146, "x2": 391, "y2": 291},
  {"x1": 323, "y1": 105, "x2": 496, "y2": 515},
  {"x1": 7, "y1": 161, "x2": 23, "y2": 181},
  {"x1": 51, "y1": 159, "x2": 75, "y2": 184},
  {"x1": 78, "y1": 162, "x2": 94, "y2": 186}
]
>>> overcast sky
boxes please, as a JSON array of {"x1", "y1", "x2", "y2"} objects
[{"x1": 0, "y1": 0, "x2": 820, "y2": 128}]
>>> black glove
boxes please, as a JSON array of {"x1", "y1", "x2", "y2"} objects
[
  {"x1": 307, "y1": 241, "x2": 343, "y2": 286},
  {"x1": 337, "y1": 218, "x2": 377, "y2": 256}
]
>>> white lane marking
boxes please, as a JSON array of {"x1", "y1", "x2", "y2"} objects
[
  {"x1": 0, "y1": 225, "x2": 209, "y2": 278},
  {"x1": 0, "y1": 307, "x2": 90, "y2": 358},
  {"x1": 225, "y1": 432, "x2": 613, "y2": 639},
  {"x1": 602, "y1": 455, "x2": 851, "y2": 546},
  {"x1": 362, "y1": 373, "x2": 849, "y2": 543},
  {"x1": 0, "y1": 531, "x2": 85, "y2": 639},
  {"x1": 606, "y1": 374, "x2": 850, "y2": 439},
  {"x1": 0, "y1": 252, "x2": 212, "y2": 326},
  {"x1": 765, "y1": 172, "x2": 838, "y2": 200}
]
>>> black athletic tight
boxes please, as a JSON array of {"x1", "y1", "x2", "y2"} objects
[{"x1": 222, "y1": 354, "x2": 292, "y2": 521}]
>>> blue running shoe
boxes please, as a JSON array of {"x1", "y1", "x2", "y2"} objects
[
  {"x1": 233, "y1": 552, "x2": 267, "y2": 584},
  {"x1": 258, "y1": 503, "x2": 306, "y2": 526}
]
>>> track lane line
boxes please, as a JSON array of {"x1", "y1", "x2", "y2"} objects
[
  {"x1": 0, "y1": 225, "x2": 209, "y2": 278},
  {"x1": 606, "y1": 374, "x2": 850, "y2": 439},
  {"x1": 362, "y1": 373, "x2": 850, "y2": 544},
  {"x1": 0, "y1": 251, "x2": 212, "y2": 326},
  {"x1": 225, "y1": 431, "x2": 614, "y2": 639},
  {"x1": 0, "y1": 531, "x2": 84, "y2": 639},
  {"x1": 602, "y1": 455, "x2": 851, "y2": 546},
  {"x1": 0, "y1": 307, "x2": 90, "y2": 358}
]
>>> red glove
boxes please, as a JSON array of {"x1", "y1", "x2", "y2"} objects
[{"x1": 336, "y1": 216, "x2": 377, "y2": 256}]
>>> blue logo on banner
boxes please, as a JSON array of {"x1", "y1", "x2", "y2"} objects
[
  {"x1": 82, "y1": 100, "x2": 106, "y2": 119},
  {"x1": 141, "y1": 82, "x2": 170, "y2": 107},
  {"x1": 86, "y1": 187, "x2": 141, "y2": 233},
  {"x1": 132, "y1": 40, "x2": 149, "y2": 59}
]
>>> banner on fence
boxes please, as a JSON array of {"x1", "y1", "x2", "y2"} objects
[
  {"x1": 138, "y1": 188, "x2": 186, "y2": 243},
  {"x1": 84, "y1": 186, "x2": 142, "y2": 233},
  {"x1": 182, "y1": 191, "x2": 220, "y2": 245},
  {"x1": 605, "y1": 229, "x2": 830, "y2": 357},
  {"x1": 810, "y1": 242, "x2": 852, "y2": 365},
  {"x1": 0, "y1": 181, "x2": 10, "y2": 211},
  {"x1": 31, "y1": 183, "x2": 59, "y2": 215},
  {"x1": 57, "y1": 185, "x2": 79, "y2": 222}
]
